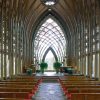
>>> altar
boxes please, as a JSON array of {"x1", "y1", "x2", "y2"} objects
[{"x1": 60, "y1": 66, "x2": 75, "y2": 74}]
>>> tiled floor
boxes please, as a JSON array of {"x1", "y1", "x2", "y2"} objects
[{"x1": 32, "y1": 83, "x2": 66, "y2": 100}]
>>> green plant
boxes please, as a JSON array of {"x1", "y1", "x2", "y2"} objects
[
  {"x1": 40, "y1": 62, "x2": 48, "y2": 73},
  {"x1": 26, "y1": 68, "x2": 32, "y2": 75},
  {"x1": 53, "y1": 61, "x2": 61, "y2": 73}
]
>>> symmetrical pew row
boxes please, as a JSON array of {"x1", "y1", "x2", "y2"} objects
[
  {"x1": 59, "y1": 75, "x2": 100, "y2": 100},
  {"x1": 0, "y1": 75, "x2": 42, "y2": 99}
]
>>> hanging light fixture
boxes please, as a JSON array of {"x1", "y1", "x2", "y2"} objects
[{"x1": 41, "y1": 0, "x2": 57, "y2": 6}]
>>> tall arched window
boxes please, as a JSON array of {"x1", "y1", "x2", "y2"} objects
[{"x1": 34, "y1": 16, "x2": 67, "y2": 68}]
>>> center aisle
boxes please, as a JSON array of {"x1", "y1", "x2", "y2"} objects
[{"x1": 32, "y1": 76, "x2": 66, "y2": 100}]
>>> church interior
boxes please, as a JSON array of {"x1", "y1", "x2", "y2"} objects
[{"x1": 0, "y1": 0, "x2": 100, "y2": 99}]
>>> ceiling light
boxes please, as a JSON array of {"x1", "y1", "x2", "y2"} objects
[
  {"x1": 48, "y1": 9, "x2": 52, "y2": 11},
  {"x1": 41, "y1": 0, "x2": 57, "y2": 6}
]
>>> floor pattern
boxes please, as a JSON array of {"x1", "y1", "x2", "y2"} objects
[{"x1": 32, "y1": 83, "x2": 66, "y2": 100}]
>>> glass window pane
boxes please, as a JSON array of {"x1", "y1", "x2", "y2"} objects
[
  {"x1": 34, "y1": 17, "x2": 67, "y2": 63},
  {"x1": 45, "y1": 50, "x2": 56, "y2": 70},
  {"x1": 92, "y1": 55, "x2": 95, "y2": 77}
]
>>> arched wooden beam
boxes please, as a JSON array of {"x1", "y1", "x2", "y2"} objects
[
  {"x1": 32, "y1": 9, "x2": 70, "y2": 42},
  {"x1": 42, "y1": 47, "x2": 58, "y2": 62}
]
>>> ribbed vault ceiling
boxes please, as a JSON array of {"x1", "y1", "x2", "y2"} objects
[
  {"x1": 34, "y1": 16, "x2": 66, "y2": 62},
  {"x1": 25, "y1": 0, "x2": 76, "y2": 37},
  {"x1": 8, "y1": 0, "x2": 99, "y2": 60},
  {"x1": 9, "y1": 0, "x2": 99, "y2": 39}
]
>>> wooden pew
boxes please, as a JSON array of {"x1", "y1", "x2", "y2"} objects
[
  {"x1": 1, "y1": 79, "x2": 38, "y2": 82},
  {"x1": 67, "y1": 88, "x2": 100, "y2": 93},
  {"x1": 59, "y1": 75, "x2": 100, "y2": 100},
  {"x1": 61, "y1": 82, "x2": 100, "y2": 86},
  {"x1": 0, "y1": 75, "x2": 42, "y2": 99},
  {"x1": 0, "y1": 82, "x2": 37, "y2": 85},
  {"x1": 59, "y1": 76, "x2": 89, "y2": 81},
  {"x1": 59, "y1": 80, "x2": 98, "y2": 83},
  {"x1": 0, "y1": 84, "x2": 35, "y2": 88},
  {"x1": 64, "y1": 85, "x2": 100, "y2": 89},
  {"x1": 69, "y1": 93, "x2": 100, "y2": 100},
  {"x1": 0, "y1": 87, "x2": 34, "y2": 93},
  {"x1": 0, "y1": 92, "x2": 32, "y2": 99},
  {"x1": 0, "y1": 98, "x2": 26, "y2": 100}
]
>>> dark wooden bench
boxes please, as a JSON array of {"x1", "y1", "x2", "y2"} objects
[
  {"x1": 0, "y1": 82, "x2": 37, "y2": 85},
  {"x1": 67, "y1": 88, "x2": 100, "y2": 93},
  {"x1": 59, "y1": 76, "x2": 100, "y2": 100},
  {"x1": 0, "y1": 98, "x2": 27, "y2": 100},
  {"x1": 69, "y1": 93, "x2": 100, "y2": 100},
  {"x1": 64, "y1": 85, "x2": 100, "y2": 89},
  {"x1": 0, "y1": 75, "x2": 42, "y2": 99},
  {"x1": 0, "y1": 84, "x2": 35, "y2": 88},
  {"x1": 0, "y1": 87, "x2": 34, "y2": 93},
  {"x1": 0, "y1": 92, "x2": 32, "y2": 99}
]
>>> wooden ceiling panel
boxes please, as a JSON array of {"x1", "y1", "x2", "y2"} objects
[{"x1": 8, "y1": 0, "x2": 99, "y2": 38}]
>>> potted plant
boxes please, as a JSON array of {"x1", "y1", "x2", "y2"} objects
[
  {"x1": 40, "y1": 62, "x2": 48, "y2": 73},
  {"x1": 53, "y1": 61, "x2": 61, "y2": 73},
  {"x1": 26, "y1": 68, "x2": 33, "y2": 75}
]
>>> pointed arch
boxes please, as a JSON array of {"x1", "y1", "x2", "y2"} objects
[
  {"x1": 42, "y1": 47, "x2": 58, "y2": 62},
  {"x1": 34, "y1": 16, "x2": 67, "y2": 63},
  {"x1": 32, "y1": 9, "x2": 71, "y2": 42},
  {"x1": 32, "y1": 10, "x2": 70, "y2": 63}
]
